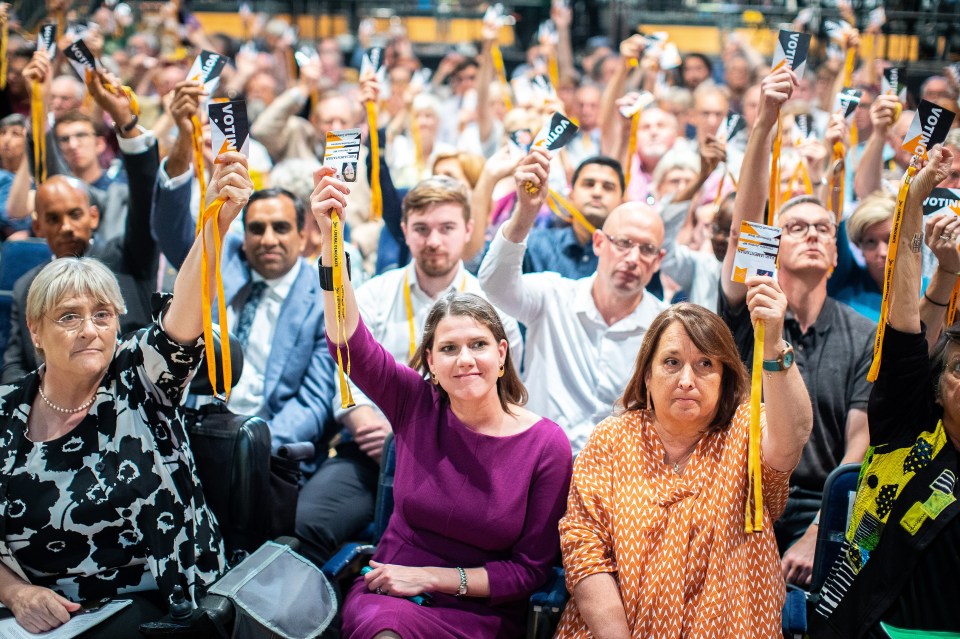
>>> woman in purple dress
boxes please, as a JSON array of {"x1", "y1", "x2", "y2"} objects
[{"x1": 309, "y1": 166, "x2": 573, "y2": 639}]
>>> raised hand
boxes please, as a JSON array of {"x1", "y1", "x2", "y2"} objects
[
  {"x1": 310, "y1": 166, "x2": 351, "y2": 238},
  {"x1": 207, "y1": 152, "x2": 253, "y2": 225},
  {"x1": 757, "y1": 66, "x2": 798, "y2": 129}
]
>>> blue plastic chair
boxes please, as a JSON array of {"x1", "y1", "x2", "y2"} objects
[
  {"x1": 782, "y1": 462, "x2": 862, "y2": 637},
  {"x1": 0, "y1": 239, "x2": 52, "y2": 354}
]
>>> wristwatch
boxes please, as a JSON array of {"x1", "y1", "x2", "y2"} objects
[
  {"x1": 762, "y1": 342, "x2": 795, "y2": 372},
  {"x1": 318, "y1": 253, "x2": 352, "y2": 291}
]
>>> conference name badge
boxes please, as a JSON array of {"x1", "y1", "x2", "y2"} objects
[
  {"x1": 324, "y1": 129, "x2": 362, "y2": 183},
  {"x1": 732, "y1": 221, "x2": 781, "y2": 284}
]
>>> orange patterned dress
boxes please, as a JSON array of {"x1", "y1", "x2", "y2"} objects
[{"x1": 554, "y1": 404, "x2": 790, "y2": 638}]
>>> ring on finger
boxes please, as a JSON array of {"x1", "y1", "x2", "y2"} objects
[{"x1": 376, "y1": 587, "x2": 384, "y2": 595}]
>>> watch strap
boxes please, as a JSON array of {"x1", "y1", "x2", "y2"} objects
[{"x1": 317, "y1": 252, "x2": 351, "y2": 291}]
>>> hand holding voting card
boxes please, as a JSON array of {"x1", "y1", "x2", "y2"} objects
[
  {"x1": 902, "y1": 100, "x2": 956, "y2": 161},
  {"x1": 209, "y1": 100, "x2": 250, "y2": 159},
  {"x1": 324, "y1": 129, "x2": 362, "y2": 182},
  {"x1": 732, "y1": 222, "x2": 781, "y2": 283},
  {"x1": 772, "y1": 30, "x2": 811, "y2": 79}
]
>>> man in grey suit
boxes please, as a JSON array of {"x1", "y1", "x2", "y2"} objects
[{"x1": 150, "y1": 80, "x2": 337, "y2": 460}]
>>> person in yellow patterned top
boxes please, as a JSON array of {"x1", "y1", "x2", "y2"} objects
[{"x1": 555, "y1": 295, "x2": 813, "y2": 638}]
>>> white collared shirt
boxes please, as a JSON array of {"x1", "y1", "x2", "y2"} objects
[
  {"x1": 227, "y1": 259, "x2": 303, "y2": 416},
  {"x1": 479, "y1": 227, "x2": 667, "y2": 452},
  {"x1": 335, "y1": 261, "x2": 524, "y2": 421}
]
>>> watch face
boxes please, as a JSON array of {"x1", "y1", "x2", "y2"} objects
[{"x1": 782, "y1": 349, "x2": 795, "y2": 369}]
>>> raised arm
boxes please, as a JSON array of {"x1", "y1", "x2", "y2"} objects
[
  {"x1": 464, "y1": 145, "x2": 519, "y2": 260},
  {"x1": 721, "y1": 67, "x2": 797, "y2": 308},
  {"x1": 746, "y1": 275, "x2": 813, "y2": 472},
  {"x1": 889, "y1": 145, "x2": 955, "y2": 333},
  {"x1": 854, "y1": 94, "x2": 899, "y2": 200},
  {"x1": 920, "y1": 211, "x2": 960, "y2": 348},
  {"x1": 599, "y1": 36, "x2": 644, "y2": 159},
  {"x1": 476, "y1": 22, "x2": 498, "y2": 146},
  {"x1": 163, "y1": 152, "x2": 253, "y2": 344},
  {"x1": 249, "y1": 84, "x2": 309, "y2": 162}
]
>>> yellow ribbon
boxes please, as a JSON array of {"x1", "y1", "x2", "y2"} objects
[
  {"x1": 199, "y1": 198, "x2": 233, "y2": 399},
  {"x1": 842, "y1": 45, "x2": 857, "y2": 88},
  {"x1": 746, "y1": 321, "x2": 765, "y2": 533},
  {"x1": 948, "y1": 280, "x2": 960, "y2": 327},
  {"x1": 850, "y1": 120, "x2": 858, "y2": 147},
  {"x1": 0, "y1": 12, "x2": 8, "y2": 91},
  {"x1": 547, "y1": 188, "x2": 597, "y2": 235},
  {"x1": 403, "y1": 269, "x2": 466, "y2": 360},
  {"x1": 829, "y1": 142, "x2": 846, "y2": 222},
  {"x1": 868, "y1": 164, "x2": 916, "y2": 382},
  {"x1": 787, "y1": 159, "x2": 814, "y2": 198},
  {"x1": 768, "y1": 112, "x2": 783, "y2": 226},
  {"x1": 366, "y1": 100, "x2": 382, "y2": 220},
  {"x1": 332, "y1": 210, "x2": 355, "y2": 408},
  {"x1": 30, "y1": 82, "x2": 46, "y2": 184},
  {"x1": 191, "y1": 116, "x2": 207, "y2": 235},
  {"x1": 624, "y1": 110, "x2": 640, "y2": 190},
  {"x1": 548, "y1": 55, "x2": 560, "y2": 95},
  {"x1": 490, "y1": 42, "x2": 513, "y2": 111}
]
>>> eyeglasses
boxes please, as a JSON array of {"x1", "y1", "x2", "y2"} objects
[
  {"x1": 56, "y1": 131, "x2": 95, "y2": 145},
  {"x1": 49, "y1": 310, "x2": 117, "y2": 332},
  {"x1": 602, "y1": 233, "x2": 660, "y2": 258},
  {"x1": 781, "y1": 220, "x2": 837, "y2": 239}
]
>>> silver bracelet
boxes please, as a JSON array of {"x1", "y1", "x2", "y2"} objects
[{"x1": 455, "y1": 567, "x2": 468, "y2": 597}]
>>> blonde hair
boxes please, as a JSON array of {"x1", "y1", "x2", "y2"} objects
[
  {"x1": 431, "y1": 151, "x2": 485, "y2": 189},
  {"x1": 847, "y1": 191, "x2": 896, "y2": 246},
  {"x1": 26, "y1": 258, "x2": 126, "y2": 359},
  {"x1": 402, "y1": 175, "x2": 470, "y2": 223}
]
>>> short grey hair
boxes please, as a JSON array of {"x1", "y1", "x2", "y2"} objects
[
  {"x1": 946, "y1": 128, "x2": 960, "y2": 150},
  {"x1": 778, "y1": 195, "x2": 828, "y2": 221},
  {"x1": 652, "y1": 148, "x2": 700, "y2": 187},
  {"x1": 27, "y1": 258, "x2": 127, "y2": 328},
  {"x1": 270, "y1": 158, "x2": 323, "y2": 203}
]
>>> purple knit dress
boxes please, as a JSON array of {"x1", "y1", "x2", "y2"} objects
[{"x1": 330, "y1": 318, "x2": 573, "y2": 639}]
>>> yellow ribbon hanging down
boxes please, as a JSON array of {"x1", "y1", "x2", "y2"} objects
[
  {"x1": 199, "y1": 198, "x2": 233, "y2": 399},
  {"x1": 30, "y1": 82, "x2": 46, "y2": 184},
  {"x1": 829, "y1": 141, "x2": 846, "y2": 222},
  {"x1": 0, "y1": 12, "x2": 8, "y2": 91},
  {"x1": 868, "y1": 163, "x2": 917, "y2": 382},
  {"x1": 842, "y1": 44, "x2": 857, "y2": 88},
  {"x1": 191, "y1": 116, "x2": 208, "y2": 235},
  {"x1": 624, "y1": 110, "x2": 640, "y2": 190},
  {"x1": 547, "y1": 188, "x2": 597, "y2": 235},
  {"x1": 786, "y1": 159, "x2": 815, "y2": 198},
  {"x1": 366, "y1": 100, "x2": 382, "y2": 220},
  {"x1": 410, "y1": 112, "x2": 424, "y2": 174},
  {"x1": 403, "y1": 270, "x2": 466, "y2": 360},
  {"x1": 490, "y1": 42, "x2": 513, "y2": 111},
  {"x1": 331, "y1": 210, "x2": 355, "y2": 409},
  {"x1": 713, "y1": 165, "x2": 729, "y2": 206},
  {"x1": 947, "y1": 279, "x2": 960, "y2": 327},
  {"x1": 548, "y1": 55, "x2": 561, "y2": 95},
  {"x1": 746, "y1": 321, "x2": 765, "y2": 533},
  {"x1": 768, "y1": 112, "x2": 783, "y2": 226}
]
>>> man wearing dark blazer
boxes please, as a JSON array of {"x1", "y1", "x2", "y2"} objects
[{"x1": 1, "y1": 76, "x2": 160, "y2": 383}]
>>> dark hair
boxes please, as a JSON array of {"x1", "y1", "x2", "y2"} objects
[
  {"x1": 450, "y1": 58, "x2": 479, "y2": 80},
  {"x1": 620, "y1": 303, "x2": 749, "y2": 433},
  {"x1": 53, "y1": 110, "x2": 99, "y2": 135},
  {"x1": 682, "y1": 53, "x2": 713, "y2": 76},
  {"x1": 930, "y1": 325, "x2": 960, "y2": 405},
  {"x1": 242, "y1": 187, "x2": 305, "y2": 231},
  {"x1": 572, "y1": 156, "x2": 625, "y2": 194},
  {"x1": 410, "y1": 292, "x2": 527, "y2": 414}
]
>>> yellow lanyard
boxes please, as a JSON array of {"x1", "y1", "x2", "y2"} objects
[
  {"x1": 403, "y1": 269, "x2": 467, "y2": 359},
  {"x1": 0, "y1": 13, "x2": 8, "y2": 91},
  {"x1": 746, "y1": 321, "x2": 765, "y2": 533},
  {"x1": 333, "y1": 211, "x2": 355, "y2": 408},
  {"x1": 490, "y1": 42, "x2": 513, "y2": 111},
  {"x1": 30, "y1": 82, "x2": 46, "y2": 184},
  {"x1": 547, "y1": 188, "x2": 597, "y2": 235},
  {"x1": 366, "y1": 101, "x2": 382, "y2": 220},
  {"x1": 625, "y1": 111, "x2": 640, "y2": 190},
  {"x1": 199, "y1": 198, "x2": 233, "y2": 399},
  {"x1": 768, "y1": 111, "x2": 783, "y2": 226},
  {"x1": 191, "y1": 116, "x2": 207, "y2": 235},
  {"x1": 868, "y1": 163, "x2": 917, "y2": 382}
]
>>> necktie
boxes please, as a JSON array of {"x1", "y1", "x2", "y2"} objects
[{"x1": 236, "y1": 281, "x2": 267, "y2": 348}]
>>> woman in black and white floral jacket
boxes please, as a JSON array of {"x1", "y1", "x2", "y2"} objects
[{"x1": 0, "y1": 151, "x2": 253, "y2": 635}]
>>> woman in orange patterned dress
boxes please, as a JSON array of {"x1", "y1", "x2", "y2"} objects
[{"x1": 555, "y1": 286, "x2": 813, "y2": 638}]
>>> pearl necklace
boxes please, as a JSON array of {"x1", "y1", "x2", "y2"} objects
[{"x1": 37, "y1": 385, "x2": 96, "y2": 414}]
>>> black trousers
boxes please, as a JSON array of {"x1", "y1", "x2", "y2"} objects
[{"x1": 295, "y1": 443, "x2": 380, "y2": 567}]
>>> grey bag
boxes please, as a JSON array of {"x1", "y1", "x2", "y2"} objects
[{"x1": 209, "y1": 541, "x2": 337, "y2": 639}]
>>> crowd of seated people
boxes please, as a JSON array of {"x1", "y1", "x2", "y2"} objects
[{"x1": 1, "y1": 0, "x2": 959, "y2": 636}]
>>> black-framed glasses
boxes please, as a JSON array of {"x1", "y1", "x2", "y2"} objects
[
  {"x1": 602, "y1": 233, "x2": 660, "y2": 258},
  {"x1": 781, "y1": 220, "x2": 837, "y2": 239},
  {"x1": 49, "y1": 310, "x2": 117, "y2": 332}
]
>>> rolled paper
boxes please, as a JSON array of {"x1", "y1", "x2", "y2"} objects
[
  {"x1": 30, "y1": 82, "x2": 46, "y2": 184},
  {"x1": 868, "y1": 164, "x2": 917, "y2": 382},
  {"x1": 331, "y1": 210, "x2": 355, "y2": 408},
  {"x1": 199, "y1": 197, "x2": 233, "y2": 399},
  {"x1": 746, "y1": 321, "x2": 765, "y2": 533},
  {"x1": 366, "y1": 101, "x2": 382, "y2": 220}
]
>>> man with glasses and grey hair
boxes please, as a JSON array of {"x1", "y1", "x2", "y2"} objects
[
  {"x1": 719, "y1": 65, "x2": 875, "y2": 589},
  {"x1": 479, "y1": 147, "x2": 667, "y2": 452}
]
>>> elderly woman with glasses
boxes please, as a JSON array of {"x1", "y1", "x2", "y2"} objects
[
  {"x1": 554, "y1": 295, "x2": 813, "y2": 637},
  {"x1": 0, "y1": 153, "x2": 253, "y2": 635}
]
